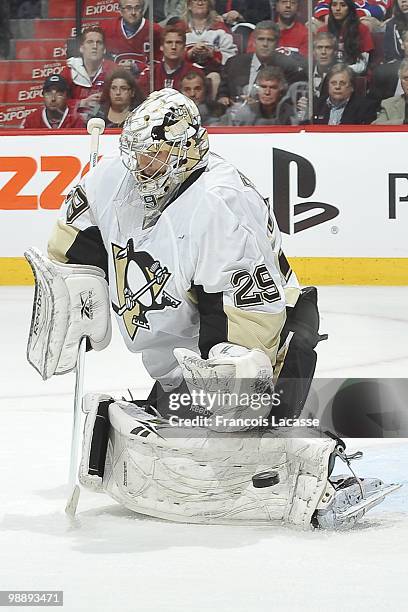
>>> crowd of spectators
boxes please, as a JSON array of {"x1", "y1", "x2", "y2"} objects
[{"x1": 2, "y1": 0, "x2": 408, "y2": 128}]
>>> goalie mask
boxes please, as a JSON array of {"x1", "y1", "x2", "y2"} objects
[{"x1": 119, "y1": 88, "x2": 209, "y2": 228}]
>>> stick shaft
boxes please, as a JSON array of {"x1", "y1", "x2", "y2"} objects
[
  {"x1": 65, "y1": 124, "x2": 103, "y2": 516},
  {"x1": 89, "y1": 129, "x2": 101, "y2": 168},
  {"x1": 66, "y1": 337, "x2": 86, "y2": 493}
]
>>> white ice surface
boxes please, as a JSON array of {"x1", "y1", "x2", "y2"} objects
[{"x1": 1, "y1": 286, "x2": 407, "y2": 612}]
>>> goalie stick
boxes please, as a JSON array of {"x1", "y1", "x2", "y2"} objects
[{"x1": 65, "y1": 117, "x2": 105, "y2": 518}]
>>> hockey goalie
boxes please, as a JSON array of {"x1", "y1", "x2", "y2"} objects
[{"x1": 25, "y1": 89, "x2": 399, "y2": 529}]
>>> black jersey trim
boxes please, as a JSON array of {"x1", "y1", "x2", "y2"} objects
[
  {"x1": 66, "y1": 226, "x2": 109, "y2": 279},
  {"x1": 278, "y1": 249, "x2": 292, "y2": 282},
  {"x1": 192, "y1": 283, "x2": 228, "y2": 359}
]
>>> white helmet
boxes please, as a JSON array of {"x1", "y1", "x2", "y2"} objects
[{"x1": 119, "y1": 88, "x2": 209, "y2": 227}]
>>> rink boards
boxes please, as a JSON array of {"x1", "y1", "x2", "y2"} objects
[{"x1": 1, "y1": 126, "x2": 408, "y2": 285}]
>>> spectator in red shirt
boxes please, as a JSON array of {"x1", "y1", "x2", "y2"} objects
[
  {"x1": 103, "y1": 0, "x2": 162, "y2": 65},
  {"x1": 275, "y1": 0, "x2": 308, "y2": 57},
  {"x1": 138, "y1": 25, "x2": 204, "y2": 95},
  {"x1": 61, "y1": 26, "x2": 116, "y2": 121},
  {"x1": 22, "y1": 75, "x2": 84, "y2": 129},
  {"x1": 318, "y1": 0, "x2": 374, "y2": 73}
]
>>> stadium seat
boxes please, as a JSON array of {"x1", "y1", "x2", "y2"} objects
[
  {"x1": 231, "y1": 23, "x2": 255, "y2": 54},
  {"x1": 0, "y1": 81, "x2": 44, "y2": 104},
  {"x1": 15, "y1": 40, "x2": 67, "y2": 61},
  {"x1": 371, "y1": 31, "x2": 385, "y2": 66},
  {"x1": 48, "y1": 0, "x2": 119, "y2": 20},
  {"x1": 354, "y1": 75, "x2": 368, "y2": 96},
  {"x1": 34, "y1": 18, "x2": 112, "y2": 39}
]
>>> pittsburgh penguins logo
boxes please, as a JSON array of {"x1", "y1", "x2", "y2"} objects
[
  {"x1": 65, "y1": 185, "x2": 89, "y2": 225},
  {"x1": 112, "y1": 239, "x2": 181, "y2": 340},
  {"x1": 151, "y1": 106, "x2": 200, "y2": 144}
]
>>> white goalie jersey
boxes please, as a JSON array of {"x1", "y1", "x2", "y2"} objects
[{"x1": 48, "y1": 152, "x2": 300, "y2": 390}]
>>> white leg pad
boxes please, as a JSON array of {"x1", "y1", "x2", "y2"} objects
[{"x1": 98, "y1": 401, "x2": 336, "y2": 528}]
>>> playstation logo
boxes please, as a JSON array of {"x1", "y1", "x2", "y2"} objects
[{"x1": 272, "y1": 148, "x2": 339, "y2": 234}]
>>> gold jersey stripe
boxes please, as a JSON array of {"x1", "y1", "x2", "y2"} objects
[
  {"x1": 225, "y1": 304, "x2": 286, "y2": 367},
  {"x1": 47, "y1": 219, "x2": 79, "y2": 264},
  {"x1": 3, "y1": 257, "x2": 408, "y2": 285}
]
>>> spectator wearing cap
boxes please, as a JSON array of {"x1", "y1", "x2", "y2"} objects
[
  {"x1": 103, "y1": 0, "x2": 162, "y2": 64},
  {"x1": 60, "y1": 26, "x2": 116, "y2": 121},
  {"x1": 138, "y1": 25, "x2": 205, "y2": 95},
  {"x1": 21, "y1": 75, "x2": 84, "y2": 129}
]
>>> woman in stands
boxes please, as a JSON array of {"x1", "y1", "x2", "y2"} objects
[
  {"x1": 384, "y1": 0, "x2": 408, "y2": 61},
  {"x1": 182, "y1": 0, "x2": 238, "y2": 71},
  {"x1": 318, "y1": 0, "x2": 374, "y2": 74},
  {"x1": 91, "y1": 69, "x2": 145, "y2": 128}
]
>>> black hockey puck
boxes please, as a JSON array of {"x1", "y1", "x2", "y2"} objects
[{"x1": 252, "y1": 470, "x2": 280, "y2": 488}]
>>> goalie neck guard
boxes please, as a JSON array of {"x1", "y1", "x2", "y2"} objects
[{"x1": 119, "y1": 88, "x2": 210, "y2": 229}]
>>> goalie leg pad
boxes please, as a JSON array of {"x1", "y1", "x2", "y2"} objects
[
  {"x1": 78, "y1": 400, "x2": 401, "y2": 527},
  {"x1": 97, "y1": 401, "x2": 337, "y2": 527}
]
